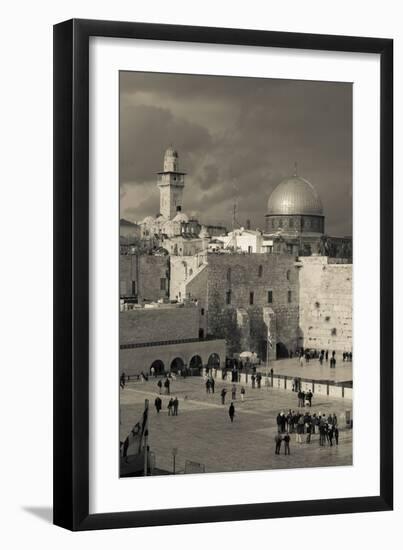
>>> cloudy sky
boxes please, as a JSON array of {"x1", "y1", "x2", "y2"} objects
[{"x1": 120, "y1": 72, "x2": 352, "y2": 236}]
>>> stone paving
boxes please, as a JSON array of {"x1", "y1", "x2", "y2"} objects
[
  {"x1": 120, "y1": 376, "x2": 353, "y2": 476},
  {"x1": 259, "y1": 357, "x2": 353, "y2": 383}
]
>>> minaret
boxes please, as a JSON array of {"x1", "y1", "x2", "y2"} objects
[{"x1": 157, "y1": 147, "x2": 186, "y2": 220}]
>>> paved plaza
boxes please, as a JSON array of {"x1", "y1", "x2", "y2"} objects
[
  {"x1": 259, "y1": 357, "x2": 353, "y2": 384},
  {"x1": 120, "y1": 375, "x2": 353, "y2": 476}
]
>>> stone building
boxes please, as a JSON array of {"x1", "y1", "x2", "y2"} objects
[
  {"x1": 120, "y1": 302, "x2": 225, "y2": 376},
  {"x1": 170, "y1": 253, "x2": 300, "y2": 360},
  {"x1": 120, "y1": 254, "x2": 170, "y2": 304},
  {"x1": 139, "y1": 148, "x2": 225, "y2": 247}
]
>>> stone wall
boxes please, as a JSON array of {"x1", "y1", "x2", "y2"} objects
[
  {"x1": 298, "y1": 256, "x2": 352, "y2": 353},
  {"x1": 205, "y1": 254, "x2": 300, "y2": 359},
  {"x1": 120, "y1": 254, "x2": 170, "y2": 302},
  {"x1": 120, "y1": 303, "x2": 199, "y2": 345}
]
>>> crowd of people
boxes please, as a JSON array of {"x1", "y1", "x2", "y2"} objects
[
  {"x1": 274, "y1": 409, "x2": 340, "y2": 454},
  {"x1": 297, "y1": 347, "x2": 353, "y2": 368}
]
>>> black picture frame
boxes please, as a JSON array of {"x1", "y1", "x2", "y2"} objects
[{"x1": 53, "y1": 18, "x2": 393, "y2": 531}]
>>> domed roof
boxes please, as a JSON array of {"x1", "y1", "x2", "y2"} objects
[
  {"x1": 173, "y1": 212, "x2": 189, "y2": 223},
  {"x1": 267, "y1": 175, "x2": 323, "y2": 216}
]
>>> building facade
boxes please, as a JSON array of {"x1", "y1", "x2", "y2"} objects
[{"x1": 120, "y1": 302, "x2": 225, "y2": 375}]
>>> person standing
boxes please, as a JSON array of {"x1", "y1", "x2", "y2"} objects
[
  {"x1": 164, "y1": 377, "x2": 170, "y2": 395},
  {"x1": 167, "y1": 398, "x2": 174, "y2": 416},
  {"x1": 240, "y1": 386, "x2": 246, "y2": 401},
  {"x1": 276, "y1": 413, "x2": 282, "y2": 433},
  {"x1": 173, "y1": 396, "x2": 179, "y2": 416},
  {"x1": 150, "y1": 366, "x2": 155, "y2": 378},
  {"x1": 306, "y1": 422, "x2": 312, "y2": 444},
  {"x1": 275, "y1": 433, "x2": 282, "y2": 455},
  {"x1": 280, "y1": 412, "x2": 286, "y2": 433},
  {"x1": 229, "y1": 402, "x2": 235, "y2": 422},
  {"x1": 283, "y1": 433, "x2": 291, "y2": 455},
  {"x1": 231, "y1": 384, "x2": 236, "y2": 400},
  {"x1": 334, "y1": 426, "x2": 339, "y2": 445},
  {"x1": 257, "y1": 373, "x2": 262, "y2": 389},
  {"x1": 210, "y1": 377, "x2": 215, "y2": 394},
  {"x1": 221, "y1": 388, "x2": 227, "y2": 405},
  {"x1": 251, "y1": 375, "x2": 256, "y2": 389},
  {"x1": 325, "y1": 350, "x2": 329, "y2": 362},
  {"x1": 120, "y1": 372, "x2": 126, "y2": 389},
  {"x1": 157, "y1": 379, "x2": 162, "y2": 394},
  {"x1": 154, "y1": 396, "x2": 162, "y2": 413},
  {"x1": 307, "y1": 390, "x2": 313, "y2": 407},
  {"x1": 328, "y1": 424, "x2": 334, "y2": 446},
  {"x1": 297, "y1": 416, "x2": 304, "y2": 443},
  {"x1": 205, "y1": 378, "x2": 211, "y2": 394}
]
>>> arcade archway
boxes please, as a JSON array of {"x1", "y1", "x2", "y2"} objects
[
  {"x1": 170, "y1": 357, "x2": 185, "y2": 373},
  {"x1": 207, "y1": 353, "x2": 220, "y2": 369},
  {"x1": 150, "y1": 359, "x2": 165, "y2": 375},
  {"x1": 189, "y1": 355, "x2": 203, "y2": 371}
]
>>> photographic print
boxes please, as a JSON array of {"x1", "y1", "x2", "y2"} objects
[{"x1": 119, "y1": 71, "x2": 353, "y2": 477}]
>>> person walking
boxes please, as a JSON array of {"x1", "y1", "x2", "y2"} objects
[
  {"x1": 240, "y1": 386, "x2": 246, "y2": 401},
  {"x1": 173, "y1": 396, "x2": 179, "y2": 416},
  {"x1": 251, "y1": 375, "x2": 256, "y2": 389},
  {"x1": 157, "y1": 379, "x2": 162, "y2": 394},
  {"x1": 120, "y1": 372, "x2": 126, "y2": 389},
  {"x1": 221, "y1": 388, "x2": 227, "y2": 405},
  {"x1": 167, "y1": 398, "x2": 174, "y2": 416},
  {"x1": 231, "y1": 384, "x2": 236, "y2": 400},
  {"x1": 229, "y1": 402, "x2": 235, "y2": 423},
  {"x1": 283, "y1": 433, "x2": 291, "y2": 455},
  {"x1": 275, "y1": 433, "x2": 282, "y2": 455},
  {"x1": 154, "y1": 396, "x2": 162, "y2": 413}
]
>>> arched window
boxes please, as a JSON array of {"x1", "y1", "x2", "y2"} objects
[{"x1": 258, "y1": 265, "x2": 263, "y2": 277}]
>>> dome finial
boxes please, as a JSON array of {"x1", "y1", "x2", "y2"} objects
[{"x1": 293, "y1": 161, "x2": 298, "y2": 177}]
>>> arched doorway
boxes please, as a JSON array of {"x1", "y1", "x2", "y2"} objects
[
  {"x1": 189, "y1": 355, "x2": 203, "y2": 373},
  {"x1": 207, "y1": 353, "x2": 220, "y2": 369},
  {"x1": 150, "y1": 359, "x2": 165, "y2": 375},
  {"x1": 276, "y1": 342, "x2": 289, "y2": 359},
  {"x1": 170, "y1": 357, "x2": 185, "y2": 373}
]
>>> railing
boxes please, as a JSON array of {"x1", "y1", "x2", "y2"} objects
[{"x1": 120, "y1": 335, "x2": 221, "y2": 350}]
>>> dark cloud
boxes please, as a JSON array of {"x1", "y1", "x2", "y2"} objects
[{"x1": 120, "y1": 72, "x2": 352, "y2": 235}]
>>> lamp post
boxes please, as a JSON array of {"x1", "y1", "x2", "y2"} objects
[{"x1": 172, "y1": 447, "x2": 178, "y2": 474}]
